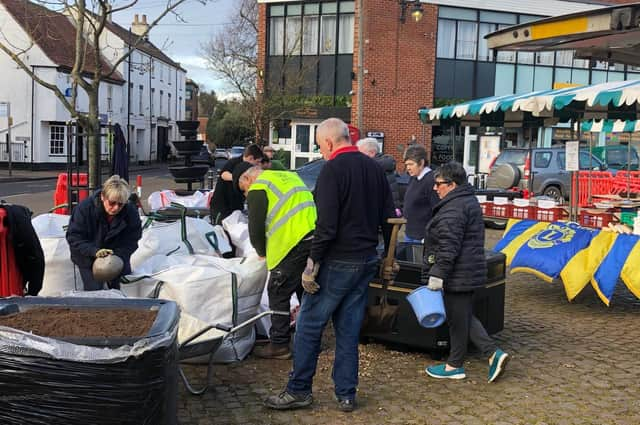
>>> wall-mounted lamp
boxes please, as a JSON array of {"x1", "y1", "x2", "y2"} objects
[{"x1": 399, "y1": 0, "x2": 424, "y2": 24}]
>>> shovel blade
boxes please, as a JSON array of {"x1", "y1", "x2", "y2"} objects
[{"x1": 361, "y1": 302, "x2": 399, "y2": 334}]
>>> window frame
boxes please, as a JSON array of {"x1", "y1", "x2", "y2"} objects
[{"x1": 49, "y1": 124, "x2": 66, "y2": 156}]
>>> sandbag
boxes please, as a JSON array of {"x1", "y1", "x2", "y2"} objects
[
  {"x1": 130, "y1": 217, "x2": 231, "y2": 270},
  {"x1": 31, "y1": 214, "x2": 82, "y2": 295},
  {"x1": 222, "y1": 210, "x2": 256, "y2": 257},
  {"x1": 148, "y1": 190, "x2": 212, "y2": 210},
  {"x1": 122, "y1": 255, "x2": 267, "y2": 363}
]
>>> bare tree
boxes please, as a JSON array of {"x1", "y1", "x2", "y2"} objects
[
  {"x1": 0, "y1": 0, "x2": 211, "y2": 189},
  {"x1": 201, "y1": 0, "x2": 314, "y2": 144}
]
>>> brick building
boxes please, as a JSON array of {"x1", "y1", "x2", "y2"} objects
[{"x1": 257, "y1": 0, "x2": 637, "y2": 170}]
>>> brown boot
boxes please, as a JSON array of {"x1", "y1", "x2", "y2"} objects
[{"x1": 253, "y1": 343, "x2": 291, "y2": 360}]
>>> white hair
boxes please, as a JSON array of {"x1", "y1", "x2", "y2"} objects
[{"x1": 357, "y1": 138, "x2": 379, "y2": 155}]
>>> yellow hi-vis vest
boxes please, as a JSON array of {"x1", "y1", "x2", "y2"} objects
[{"x1": 248, "y1": 170, "x2": 317, "y2": 270}]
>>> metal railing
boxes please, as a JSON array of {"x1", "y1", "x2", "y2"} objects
[{"x1": 1, "y1": 141, "x2": 29, "y2": 163}]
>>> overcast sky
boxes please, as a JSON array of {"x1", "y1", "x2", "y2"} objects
[{"x1": 112, "y1": 0, "x2": 236, "y2": 95}]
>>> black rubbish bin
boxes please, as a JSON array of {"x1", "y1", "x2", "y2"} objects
[
  {"x1": 361, "y1": 245, "x2": 506, "y2": 353},
  {"x1": 0, "y1": 297, "x2": 179, "y2": 425}
]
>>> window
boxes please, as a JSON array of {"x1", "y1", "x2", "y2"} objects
[
  {"x1": 138, "y1": 85, "x2": 143, "y2": 115},
  {"x1": 269, "y1": 3, "x2": 353, "y2": 56},
  {"x1": 555, "y1": 51, "x2": 573, "y2": 67},
  {"x1": 270, "y1": 17, "x2": 285, "y2": 55},
  {"x1": 534, "y1": 151, "x2": 552, "y2": 168},
  {"x1": 168, "y1": 93, "x2": 172, "y2": 119},
  {"x1": 178, "y1": 96, "x2": 182, "y2": 120},
  {"x1": 168, "y1": 68, "x2": 172, "y2": 84},
  {"x1": 496, "y1": 24, "x2": 515, "y2": 63},
  {"x1": 160, "y1": 63, "x2": 164, "y2": 81},
  {"x1": 151, "y1": 88, "x2": 155, "y2": 116},
  {"x1": 477, "y1": 23, "x2": 496, "y2": 62},
  {"x1": 49, "y1": 125, "x2": 65, "y2": 156},
  {"x1": 456, "y1": 21, "x2": 477, "y2": 60},
  {"x1": 129, "y1": 83, "x2": 134, "y2": 114},
  {"x1": 107, "y1": 85, "x2": 113, "y2": 112},
  {"x1": 338, "y1": 14, "x2": 354, "y2": 53},
  {"x1": 186, "y1": 89, "x2": 192, "y2": 100},
  {"x1": 151, "y1": 59, "x2": 155, "y2": 78},
  {"x1": 320, "y1": 15, "x2": 337, "y2": 54},
  {"x1": 303, "y1": 15, "x2": 319, "y2": 54},
  {"x1": 536, "y1": 52, "x2": 554, "y2": 66},
  {"x1": 436, "y1": 19, "x2": 455, "y2": 58},
  {"x1": 160, "y1": 90, "x2": 164, "y2": 117},
  {"x1": 285, "y1": 16, "x2": 302, "y2": 54}
]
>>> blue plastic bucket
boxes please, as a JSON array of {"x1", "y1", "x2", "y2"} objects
[{"x1": 406, "y1": 286, "x2": 446, "y2": 328}]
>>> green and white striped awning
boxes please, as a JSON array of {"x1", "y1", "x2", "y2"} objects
[
  {"x1": 419, "y1": 80, "x2": 640, "y2": 123},
  {"x1": 581, "y1": 119, "x2": 640, "y2": 133}
]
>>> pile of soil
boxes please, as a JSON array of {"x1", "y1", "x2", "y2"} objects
[{"x1": 0, "y1": 307, "x2": 157, "y2": 339}]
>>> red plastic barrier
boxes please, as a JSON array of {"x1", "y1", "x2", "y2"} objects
[
  {"x1": 610, "y1": 171, "x2": 640, "y2": 195},
  {"x1": 53, "y1": 173, "x2": 89, "y2": 214},
  {"x1": 0, "y1": 208, "x2": 23, "y2": 297},
  {"x1": 573, "y1": 171, "x2": 614, "y2": 207}
]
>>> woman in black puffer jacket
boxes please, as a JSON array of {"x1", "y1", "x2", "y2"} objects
[{"x1": 420, "y1": 162, "x2": 509, "y2": 383}]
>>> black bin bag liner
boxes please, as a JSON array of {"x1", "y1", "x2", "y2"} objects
[{"x1": 0, "y1": 297, "x2": 179, "y2": 425}]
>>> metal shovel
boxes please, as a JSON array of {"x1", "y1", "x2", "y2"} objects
[{"x1": 361, "y1": 217, "x2": 406, "y2": 334}]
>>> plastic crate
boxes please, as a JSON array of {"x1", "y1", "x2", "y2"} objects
[
  {"x1": 480, "y1": 202, "x2": 493, "y2": 216},
  {"x1": 511, "y1": 205, "x2": 536, "y2": 220},
  {"x1": 579, "y1": 210, "x2": 613, "y2": 229},
  {"x1": 490, "y1": 203, "x2": 513, "y2": 218},
  {"x1": 536, "y1": 207, "x2": 565, "y2": 222}
]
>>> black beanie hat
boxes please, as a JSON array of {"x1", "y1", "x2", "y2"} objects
[{"x1": 232, "y1": 161, "x2": 255, "y2": 192}]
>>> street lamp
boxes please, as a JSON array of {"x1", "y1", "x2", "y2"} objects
[{"x1": 399, "y1": 0, "x2": 424, "y2": 24}]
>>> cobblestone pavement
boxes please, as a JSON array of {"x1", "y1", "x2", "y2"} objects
[{"x1": 177, "y1": 228, "x2": 640, "y2": 425}]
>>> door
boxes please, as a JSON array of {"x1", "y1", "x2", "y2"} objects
[{"x1": 157, "y1": 126, "x2": 168, "y2": 162}]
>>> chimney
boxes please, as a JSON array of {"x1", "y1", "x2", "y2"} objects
[{"x1": 131, "y1": 14, "x2": 149, "y2": 39}]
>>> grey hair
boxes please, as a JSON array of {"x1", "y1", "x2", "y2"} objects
[
  {"x1": 317, "y1": 118, "x2": 350, "y2": 144},
  {"x1": 357, "y1": 138, "x2": 379, "y2": 155},
  {"x1": 403, "y1": 144, "x2": 428, "y2": 166},
  {"x1": 102, "y1": 175, "x2": 130, "y2": 204}
]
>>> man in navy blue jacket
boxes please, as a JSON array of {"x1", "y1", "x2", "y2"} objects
[
  {"x1": 265, "y1": 118, "x2": 395, "y2": 412},
  {"x1": 66, "y1": 175, "x2": 142, "y2": 290}
]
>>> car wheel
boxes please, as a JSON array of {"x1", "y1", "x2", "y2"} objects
[{"x1": 543, "y1": 186, "x2": 563, "y2": 203}]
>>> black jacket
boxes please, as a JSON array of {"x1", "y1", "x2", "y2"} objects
[
  {"x1": 310, "y1": 149, "x2": 395, "y2": 263},
  {"x1": 66, "y1": 191, "x2": 142, "y2": 275},
  {"x1": 210, "y1": 156, "x2": 245, "y2": 223},
  {"x1": 420, "y1": 183, "x2": 486, "y2": 292},
  {"x1": 373, "y1": 153, "x2": 401, "y2": 209},
  {"x1": 0, "y1": 203, "x2": 44, "y2": 295}
]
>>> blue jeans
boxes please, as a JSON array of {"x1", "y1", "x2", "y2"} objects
[{"x1": 287, "y1": 257, "x2": 378, "y2": 400}]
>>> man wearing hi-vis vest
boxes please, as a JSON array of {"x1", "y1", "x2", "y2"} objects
[{"x1": 232, "y1": 162, "x2": 317, "y2": 360}]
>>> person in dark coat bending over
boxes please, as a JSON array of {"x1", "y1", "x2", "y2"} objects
[
  {"x1": 264, "y1": 118, "x2": 395, "y2": 413},
  {"x1": 66, "y1": 175, "x2": 142, "y2": 291},
  {"x1": 421, "y1": 162, "x2": 509, "y2": 382}
]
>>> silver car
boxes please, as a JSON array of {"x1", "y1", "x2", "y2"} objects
[{"x1": 486, "y1": 147, "x2": 605, "y2": 202}]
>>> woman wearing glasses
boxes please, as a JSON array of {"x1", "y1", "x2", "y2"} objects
[
  {"x1": 66, "y1": 175, "x2": 142, "y2": 290},
  {"x1": 421, "y1": 162, "x2": 509, "y2": 383}
]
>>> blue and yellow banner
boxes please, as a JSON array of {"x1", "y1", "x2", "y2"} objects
[{"x1": 493, "y1": 219, "x2": 640, "y2": 305}]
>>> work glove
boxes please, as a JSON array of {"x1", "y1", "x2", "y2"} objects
[
  {"x1": 301, "y1": 258, "x2": 320, "y2": 294},
  {"x1": 380, "y1": 260, "x2": 400, "y2": 281},
  {"x1": 426, "y1": 276, "x2": 443, "y2": 291},
  {"x1": 96, "y1": 248, "x2": 114, "y2": 258}
]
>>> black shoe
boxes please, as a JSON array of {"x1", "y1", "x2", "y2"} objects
[
  {"x1": 264, "y1": 390, "x2": 313, "y2": 410},
  {"x1": 336, "y1": 397, "x2": 356, "y2": 412},
  {"x1": 253, "y1": 343, "x2": 291, "y2": 360}
]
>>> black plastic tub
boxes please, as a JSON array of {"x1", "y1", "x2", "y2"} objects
[
  {"x1": 362, "y1": 245, "x2": 506, "y2": 354},
  {"x1": 0, "y1": 297, "x2": 180, "y2": 425}
]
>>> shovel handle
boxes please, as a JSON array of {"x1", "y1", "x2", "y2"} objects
[{"x1": 383, "y1": 217, "x2": 406, "y2": 269}]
